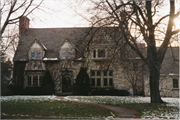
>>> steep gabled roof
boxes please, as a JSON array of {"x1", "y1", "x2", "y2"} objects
[
  {"x1": 13, "y1": 27, "x2": 91, "y2": 61},
  {"x1": 13, "y1": 27, "x2": 119, "y2": 61}
]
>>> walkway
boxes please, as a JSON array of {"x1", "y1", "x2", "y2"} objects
[{"x1": 56, "y1": 96, "x2": 138, "y2": 118}]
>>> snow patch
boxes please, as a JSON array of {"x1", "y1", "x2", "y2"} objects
[{"x1": 43, "y1": 58, "x2": 58, "y2": 60}]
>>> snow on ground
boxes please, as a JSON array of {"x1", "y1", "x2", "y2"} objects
[
  {"x1": 1, "y1": 95, "x2": 179, "y2": 119},
  {"x1": 0, "y1": 95, "x2": 62, "y2": 102},
  {"x1": 66, "y1": 96, "x2": 180, "y2": 119}
]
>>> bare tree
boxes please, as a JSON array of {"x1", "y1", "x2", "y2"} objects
[
  {"x1": 77, "y1": 0, "x2": 179, "y2": 103},
  {"x1": 1, "y1": 0, "x2": 44, "y2": 59}
]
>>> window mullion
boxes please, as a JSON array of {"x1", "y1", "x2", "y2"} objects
[
  {"x1": 101, "y1": 71, "x2": 102, "y2": 87},
  {"x1": 31, "y1": 75, "x2": 33, "y2": 87},
  {"x1": 38, "y1": 75, "x2": 39, "y2": 86}
]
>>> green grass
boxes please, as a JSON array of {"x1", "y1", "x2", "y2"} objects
[
  {"x1": 67, "y1": 96, "x2": 179, "y2": 119},
  {"x1": 1, "y1": 99, "x2": 113, "y2": 119}
]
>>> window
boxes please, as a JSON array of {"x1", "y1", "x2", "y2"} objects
[
  {"x1": 30, "y1": 51, "x2": 41, "y2": 59},
  {"x1": 36, "y1": 51, "x2": 41, "y2": 59},
  {"x1": 39, "y1": 76, "x2": 43, "y2": 86},
  {"x1": 27, "y1": 76, "x2": 31, "y2": 86},
  {"x1": 92, "y1": 78, "x2": 95, "y2": 86},
  {"x1": 97, "y1": 78, "x2": 101, "y2": 86},
  {"x1": 61, "y1": 50, "x2": 72, "y2": 59},
  {"x1": 93, "y1": 49, "x2": 106, "y2": 58},
  {"x1": 93, "y1": 50, "x2": 96, "y2": 58},
  {"x1": 104, "y1": 71, "x2": 107, "y2": 76},
  {"x1": 68, "y1": 51, "x2": 72, "y2": 58},
  {"x1": 62, "y1": 51, "x2": 66, "y2": 59},
  {"x1": 109, "y1": 78, "x2": 113, "y2": 86},
  {"x1": 31, "y1": 51, "x2": 35, "y2": 59},
  {"x1": 26, "y1": 75, "x2": 44, "y2": 87},
  {"x1": 173, "y1": 79, "x2": 178, "y2": 88},
  {"x1": 109, "y1": 71, "x2": 113, "y2": 76},
  {"x1": 91, "y1": 71, "x2": 95, "y2": 76},
  {"x1": 91, "y1": 70, "x2": 113, "y2": 87},
  {"x1": 104, "y1": 78, "x2": 107, "y2": 86},
  {"x1": 33, "y1": 76, "x2": 38, "y2": 86},
  {"x1": 98, "y1": 49, "x2": 105, "y2": 57}
]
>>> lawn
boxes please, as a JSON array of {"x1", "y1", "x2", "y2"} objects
[
  {"x1": 1, "y1": 96, "x2": 113, "y2": 119},
  {"x1": 67, "y1": 96, "x2": 180, "y2": 119}
]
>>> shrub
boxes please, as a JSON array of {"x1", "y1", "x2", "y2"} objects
[
  {"x1": 91, "y1": 89, "x2": 129, "y2": 96},
  {"x1": 74, "y1": 67, "x2": 91, "y2": 95},
  {"x1": 41, "y1": 70, "x2": 55, "y2": 95}
]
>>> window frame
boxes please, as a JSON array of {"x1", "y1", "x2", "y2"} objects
[
  {"x1": 61, "y1": 49, "x2": 73, "y2": 59},
  {"x1": 98, "y1": 49, "x2": 105, "y2": 58},
  {"x1": 26, "y1": 75, "x2": 44, "y2": 87},
  {"x1": 68, "y1": 51, "x2": 72, "y2": 59},
  {"x1": 92, "y1": 49, "x2": 112, "y2": 59},
  {"x1": 62, "y1": 51, "x2": 66, "y2": 59},
  {"x1": 91, "y1": 70, "x2": 113, "y2": 87},
  {"x1": 173, "y1": 79, "x2": 179, "y2": 88},
  {"x1": 30, "y1": 50, "x2": 41, "y2": 60}
]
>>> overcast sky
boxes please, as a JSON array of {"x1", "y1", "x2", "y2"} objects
[
  {"x1": 28, "y1": 0, "x2": 180, "y2": 29},
  {"x1": 29, "y1": 0, "x2": 90, "y2": 28}
]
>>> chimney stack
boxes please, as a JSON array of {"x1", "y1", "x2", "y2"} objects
[{"x1": 19, "y1": 16, "x2": 29, "y2": 35}]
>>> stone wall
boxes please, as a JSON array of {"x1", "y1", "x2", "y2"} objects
[
  {"x1": 21, "y1": 59, "x2": 145, "y2": 95},
  {"x1": 144, "y1": 75, "x2": 179, "y2": 98}
]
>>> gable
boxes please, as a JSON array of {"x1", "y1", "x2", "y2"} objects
[
  {"x1": 61, "y1": 41, "x2": 74, "y2": 49},
  {"x1": 31, "y1": 42, "x2": 42, "y2": 49}
]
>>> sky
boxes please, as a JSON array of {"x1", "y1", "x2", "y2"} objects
[
  {"x1": 29, "y1": 0, "x2": 180, "y2": 29},
  {"x1": 29, "y1": 0, "x2": 90, "y2": 28},
  {"x1": 1, "y1": 0, "x2": 180, "y2": 60}
]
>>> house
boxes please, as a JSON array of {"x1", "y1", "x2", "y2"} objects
[
  {"x1": 144, "y1": 47, "x2": 179, "y2": 98},
  {"x1": 13, "y1": 16, "x2": 179, "y2": 97}
]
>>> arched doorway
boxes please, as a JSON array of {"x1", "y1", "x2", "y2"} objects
[{"x1": 62, "y1": 74, "x2": 72, "y2": 92}]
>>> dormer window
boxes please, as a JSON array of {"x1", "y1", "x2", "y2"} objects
[
  {"x1": 28, "y1": 40, "x2": 46, "y2": 60},
  {"x1": 61, "y1": 50, "x2": 72, "y2": 59},
  {"x1": 31, "y1": 51, "x2": 41, "y2": 59},
  {"x1": 31, "y1": 51, "x2": 35, "y2": 59},
  {"x1": 93, "y1": 49, "x2": 111, "y2": 59},
  {"x1": 98, "y1": 49, "x2": 105, "y2": 57},
  {"x1": 68, "y1": 51, "x2": 72, "y2": 58},
  {"x1": 62, "y1": 51, "x2": 66, "y2": 59},
  {"x1": 59, "y1": 40, "x2": 76, "y2": 60},
  {"x1": 36, "y1": 51, "x2": 41, "y2": 59}
]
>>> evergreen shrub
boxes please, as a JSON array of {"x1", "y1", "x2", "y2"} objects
[{"x1": 73, "y1": 67, "x2": 91, "y2": 95}]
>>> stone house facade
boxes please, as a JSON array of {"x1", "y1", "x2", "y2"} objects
[
  {"x1": 144, "y1": 47, "x2": 179, "y2": 98},
  {"x1": 13, "y1": 16, "x2": 179, "y2": 96}
]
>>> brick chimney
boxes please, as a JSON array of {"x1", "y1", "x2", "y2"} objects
[{"x1": 19, "y1": 16, "x2": 29, "y2": 35}]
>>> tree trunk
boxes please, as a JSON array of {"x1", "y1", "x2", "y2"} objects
[
  {"x1": 149, "y1": 63, "x2": 164, "y2": 103},
  {"x1": 133, "y1": 86, "x2": 136, "y2": 95}
]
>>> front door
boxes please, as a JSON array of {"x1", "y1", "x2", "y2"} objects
[{"x1": 62, "y1": 75, "x2": 71, "y2": 92}]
